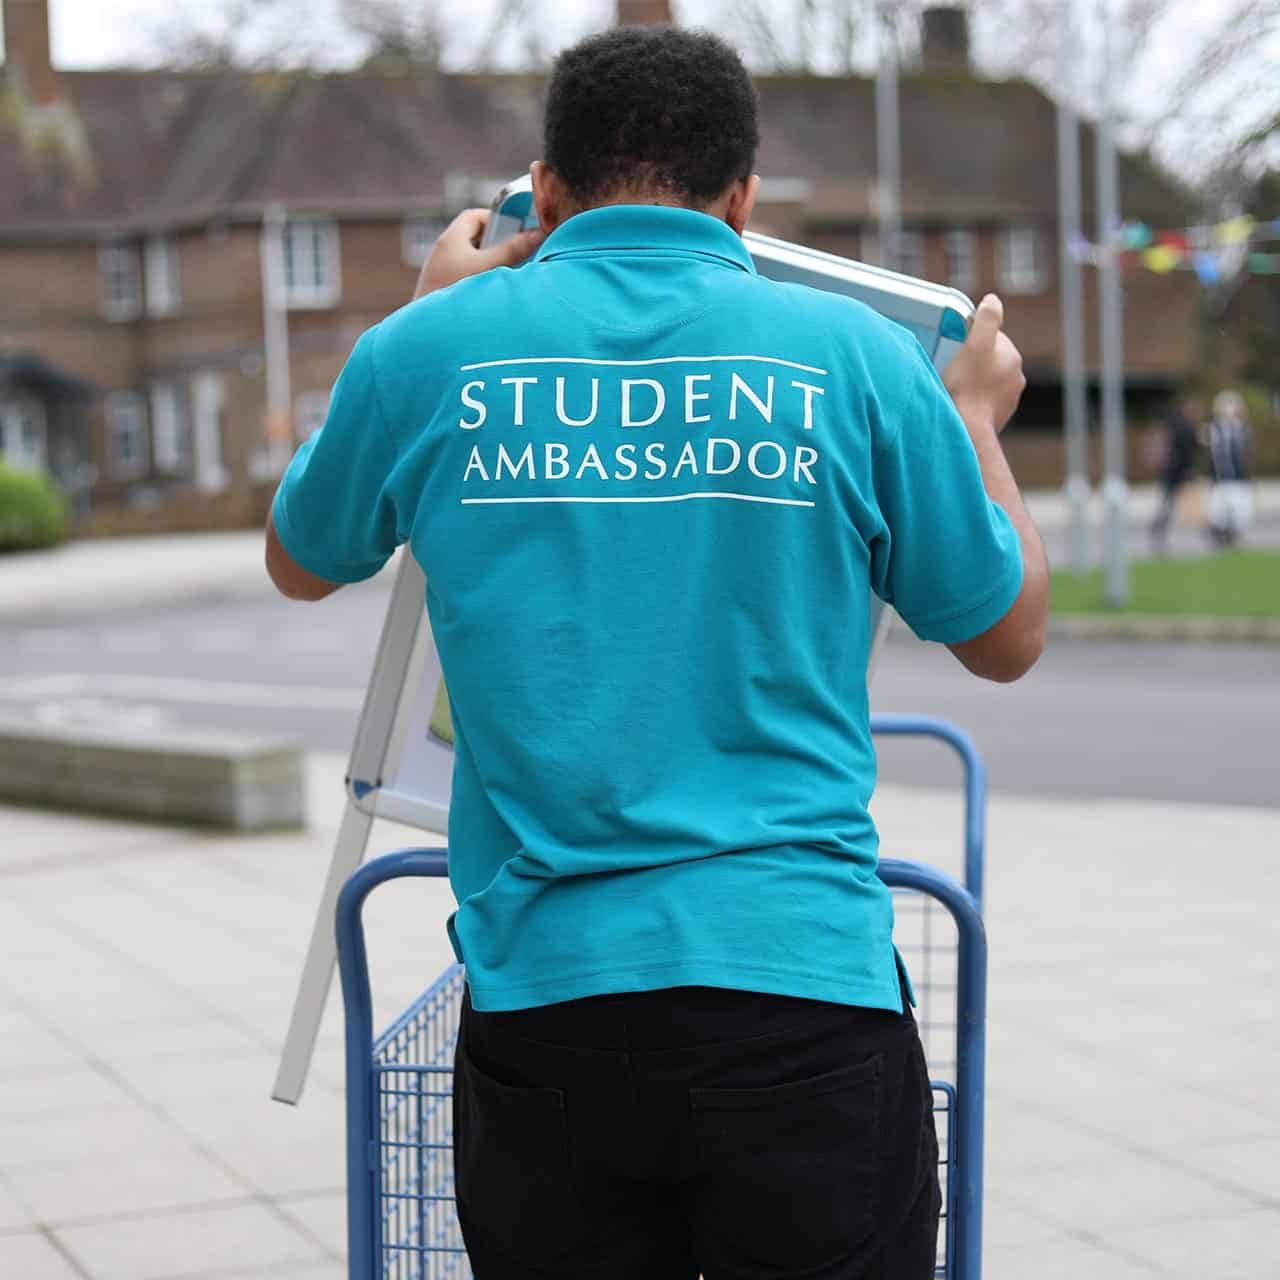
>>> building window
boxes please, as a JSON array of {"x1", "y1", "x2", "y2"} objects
[
  {"x1": 144, "y1": 236, "x2": 181, "y2": 317},
  {"x1": 150, "y1": 383, "x2": 190, "y2": 473},
  {"x1": 100, "y1": 243, "x2": 142, "y2": 322},
  {"x1": 402, "y1": 216, "x2": 447, "y2": 268},
  {"x1": 864, "y1": 228, "x2": 923, "y2": 276},
  {"x1": 105, "y1": 391, "x2": 147, "y2": 479},
  {"x1": 944, "y1": 228, "x2": 977, "y2": 293},
  {"x1": 997, "y1": 227, "x2": 1047, "y2": 294},
  {"x1": 896, "y1": 228, "x2": 925, "y2": 278},
  {"x1": 294, "y1": 390, "x2": 331, "y2": 441},
  {"x1": 0, "y1": 398, "x2": 47, "y2": 473},
  {"x1": 191, "y1": 372, "x2": 229, "y2": 493},
  {"x1": 282, "y1": 219, "x2": 340, "y2": 308}
]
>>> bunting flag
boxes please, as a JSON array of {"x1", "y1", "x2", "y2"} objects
[
  {"x1": 1215, "y1": 215, "x2": 1256, "y2": 245},
  {"x1": 1141, "y1": 244, "x2": 1181, "y2": 273},
  {"x1": 1067, "y1": 214, "x2": 1280, "y2": 279}
]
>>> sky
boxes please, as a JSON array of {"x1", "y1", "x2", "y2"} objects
[
  {"x1": 27, "y1": 0, "x2": 611, "y2": 67},
  {"x1": 5, "y1": 0, "x2": 1225, "y2": 74},
  {"x1": 4, "y1": 0, "x2": 1275, "y2": 181}
]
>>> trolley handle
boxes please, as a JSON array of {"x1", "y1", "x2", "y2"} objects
[
  {"x1": 879, "y1": 857, "x2": 987, "y2": 1280},
  {"x1": 870, "y1": 714, "x2": 987, "y2": 909},
  {"x1": 336, "y1": 848, "x2": 450, "y2": 1060}
]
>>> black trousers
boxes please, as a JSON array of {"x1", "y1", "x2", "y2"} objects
[{"x1": 453, "y1": 982, "x2": 940, "y2": 1279}]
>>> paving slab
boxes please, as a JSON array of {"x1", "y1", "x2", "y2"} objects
[
  {"x1": 5, "y1": 1150, "x2": 248, "y2": 1225},
  {"x1": 0, "y1": 1176, "x2": 35, "y2": 1233},
  {"x1": 55, "y1": 1202, "x2": 326, "y2": 1280},
  {"x1": 275, "y1": 1193, "x2": 348, "y2": 1258},
  {"x1": 0, "y1": 1231, "x2": 85, "y2": 1280},
  {"x1": 1105, "y1": 1206, "x2": 1280, "y2": 1276},
  {"x1": 985, "y1": 1231, "x2": 1164, "y2": 1279}
]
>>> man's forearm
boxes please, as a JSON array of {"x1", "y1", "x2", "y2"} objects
[
  {"x1": 265, "y1": 508, "x2": 343, "y2": 601},
  {"x1": 951, "y1": 409, "x2": 1049, "y2": 681}
]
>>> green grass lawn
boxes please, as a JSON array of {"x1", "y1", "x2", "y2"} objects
[
  {"x1": 430, "y1": 680, "x2": 455, "y2": 745},
  {"x1": 1051, "y1": 550, "x2": 1280, "y2": 617}
]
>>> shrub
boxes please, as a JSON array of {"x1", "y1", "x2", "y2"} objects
[
  {"x1": 1238, "y1": 384, "x2": 1280, "y2": 477},
  {"x1": 0, "y1": 461, "x2": 70, "y2": 551}
]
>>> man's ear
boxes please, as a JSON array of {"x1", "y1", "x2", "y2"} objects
[
  {"x1": 531, "y1": 161, "x2": 571, "y2": 234},
  {"x1": 725, "y1": 174, "x2": 760, "y2": 237}
]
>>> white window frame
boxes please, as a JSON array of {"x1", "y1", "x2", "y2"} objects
[
  {"x1": 293, "y1": 390, "x2": 331, "y2": 441},
  {"x1": 944, "y1": 227, "x2": 977, "y2": 293},
  {"x1": 150, "y1": 382, "x2": 190, "y2": 474},
  {"x1": 282, "y1": 218, "x2": 341, "y2": 309},
  {"x1": 144, "y1": 236, "x2": 181, "y2": 317},
  {"x1": 105, "y1": 391, "x2": 148, "y2": 480},
  {"x1": 401, "y1": 216, "x2": 447, "y2": 268},
  {"x1": 191, "y1": 372, "x2": 230, "y2": 493},
  {"x1": 896, "y1": 228, "x2": 925, "y2": 278},
  {"x1": 997, "y1": 227, "x2": 1047, "y2": 294},
  {"x1": 100, "y1": 243, "x2": 142, "y2": 322},
  {"x1": 0, "y1": 397, "x2": 48, "y2": 473}
]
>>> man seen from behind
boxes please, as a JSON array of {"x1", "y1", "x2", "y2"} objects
[{"x1": 267, "y1": 26, "x2": 1048, "y2": 1279}]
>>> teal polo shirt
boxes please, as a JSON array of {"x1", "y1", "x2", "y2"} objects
[{"x1": 273, "y1": 206, "x2": 1022, "y2": 1013}]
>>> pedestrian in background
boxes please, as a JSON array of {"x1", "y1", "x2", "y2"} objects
[
  {"x1": 1206, "y1": 389, "x2": 1253, "y2": 547},
  {"x1": 1149, "y1": 395, "x2": 1203, "y2": 554}
]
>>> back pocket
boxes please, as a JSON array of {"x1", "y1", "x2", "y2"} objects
[
  {"x1": 453, "y1": 1039, "x2": 589, "y2": 1265},
  {"x1": 690, "y1": 1055, "x2": 883, "y2": 1272}
]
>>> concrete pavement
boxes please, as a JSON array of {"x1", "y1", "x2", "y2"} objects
[
  {"x1": 2, "y1": 483, "x2": 1278, "y2": 1277},
  {"x1": 1, "y1": 482, "x2": 1278, "y2": 627},
  {"x1": 1, "y1": 756, "x2": 1278, "y2": 1279}
]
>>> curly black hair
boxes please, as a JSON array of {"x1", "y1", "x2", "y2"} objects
[{"x1": 544, "y1": 27, "x2": 759, "y2": 208}]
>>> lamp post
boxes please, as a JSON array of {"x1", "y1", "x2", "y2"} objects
[
  {"x1": 1056, "y1": 0, "x2": 1090, "y2": 574},
  {"x1": 1095, "y1": 0, "x2": 1129, "y2": 606},
  {"x1": 875, "y1": 1, "x2": 902, "y2": 272},
  {"x1": 260, "y1": 202, "x2": 293, "y2": 476}
]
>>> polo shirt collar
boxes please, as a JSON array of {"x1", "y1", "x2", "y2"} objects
[{"x1": 533, "y1": 205, "x2": 756, "y2": 275}]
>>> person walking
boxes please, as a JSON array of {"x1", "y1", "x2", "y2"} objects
[
  {"x1": 1206, "y1": 389, "x2": 1254, "y2": 547},
  {"x1": 1149, "y1": 395, "x2": 1203, "y2": 554},
  {"x1": 265, "y1": 26, "x2": 1047, "y2": 1279}
]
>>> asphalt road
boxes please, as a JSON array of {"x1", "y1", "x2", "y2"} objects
[{"x1": 1, "y1": 583, "x2": 1276, "y2": 808}]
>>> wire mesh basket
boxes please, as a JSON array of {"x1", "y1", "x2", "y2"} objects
[
  {"x1": 340, "y1": 856, "x2": 985, "y2": 1280},
  {"x1": 339, "y1": 713, "x2": 988, "y2": 1280}
]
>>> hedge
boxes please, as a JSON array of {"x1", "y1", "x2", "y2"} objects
[{"x1": 0, "y1": 461, "x2": 70, "y2": 552}]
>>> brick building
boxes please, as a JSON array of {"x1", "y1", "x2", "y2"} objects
[{"x1": 0, "y1": 0, "x2": 1199, "y2": 533}]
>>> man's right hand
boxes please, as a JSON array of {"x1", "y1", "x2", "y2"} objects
[
  {"x1": 413, "y1": 209, "x2": 545, "y2": 300},
  {"x1": 942, "y1": 293, "x2": 1026, "y2": 436}
]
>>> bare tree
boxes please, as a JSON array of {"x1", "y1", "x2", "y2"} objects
[
  {"x1": 972, "y1": 0, "x2": 1278, "y2": 178},
  {"x1": 144, "y1": 0, "x2": 554, "y2": 73},
  {"x1": 343, "y1": 0, "x2": 451, "y2": 71},
  {"x1": 473, "y1": 0, "x2": 553, "y2": 71},
  {"x1": 146, "y1": 0, "x2": 347, "y2": 70},
  {"x1": 724, "y1": 0, "x2": 885, "y2": 75}
]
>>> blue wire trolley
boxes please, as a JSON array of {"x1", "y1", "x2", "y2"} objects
[{"x1": 338, "y1": 715, "x2": 989, "y2": 1280}]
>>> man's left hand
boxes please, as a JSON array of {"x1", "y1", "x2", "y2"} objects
[{"x1": 414, "y1": 208, "x2": 545, "y2": 299}]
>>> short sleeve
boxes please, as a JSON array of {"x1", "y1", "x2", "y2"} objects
[
  {"x1": 869, "y1": 339, "x2": 1024, "y2": 645},
  {"x1": 271, "y1": 326, "x2": 402, "y2": 584}
]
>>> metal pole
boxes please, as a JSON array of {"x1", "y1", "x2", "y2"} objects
[
  {"x1": 1056, "y1": 0, "x2": 1090, "y2": 574},
  {"x1": 261, "y1": 202, "x2": 292, "y2": 475},
  {"x1": 1095, "y1": 0, "x2": 1129, "y2": 605},
  {"x1": 875, "y1": 2, "x2": 902, "y2": 271}
]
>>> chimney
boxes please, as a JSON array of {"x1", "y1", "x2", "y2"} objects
[
  {"x1": 3, "y1": 0, "x2": 60, "y2": 106},
  {"x1": 616, "y1": 0, "x2": 675, "y2": 26},
  {"x1": 921, "y1": 6, "x2": 970, "y2": 74}
]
